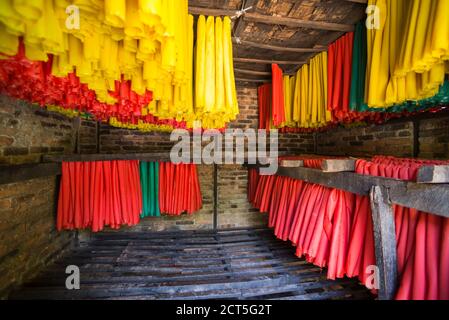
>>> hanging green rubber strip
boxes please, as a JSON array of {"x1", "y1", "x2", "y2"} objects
[
  {"x1": 154, "y1": 162, "x2": 160, "y2": 216},
  {"x1": 139, "y1": 161, "x2": 160, "y2": 217},
  {"x1": 149, "y1": 162, "x2": 155, "y2": 215},
  {"x1": 350, "y1": 20, "x2": 449, "y2": 114},
  {"x1": 349, "y1": 21, "x2": 367, "y2": 112}
]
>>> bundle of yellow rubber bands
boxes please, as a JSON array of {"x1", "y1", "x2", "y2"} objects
[
  {"x1": 0, "y1": 1, "x2": 239, "y2": 130},
  {"x1": 191, "y1": 15, "x2": 239, "y2": 129},
  {"x1": 366, "y1": 0, "x2": 449, "y2": 108},
  {"x1": 280, "y1": 52, "x2": 331, "y2": 129}
]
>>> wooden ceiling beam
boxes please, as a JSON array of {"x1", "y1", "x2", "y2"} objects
[
  {"x1": 234, "y1": 57, "x2": 305, "y2": 65},
  {"x1": 345, "y1": 0, "x2": 368, "y2": 4},
  {"x1": 235, "y1": 78, "x2": 270, "y2": 83},
  {"x1": 234, "y1": 68, "x2": 271, "y2": 76},
  {"x1": 233, "y1": 38, "x2": 322, "y2": 53},
  {"x1": 188, "y1": 7, "x2": 359, "y2": 33},
  {"x1": 188, "y1": 6, "x2": 236, "y2": 17},
  {"x1": 244, "y1": 12, "x2": 355, "y2": 32}
]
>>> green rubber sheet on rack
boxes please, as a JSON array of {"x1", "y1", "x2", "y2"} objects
[{"x1": 139, "y1": 161, "x2": 160, "y2": 217}]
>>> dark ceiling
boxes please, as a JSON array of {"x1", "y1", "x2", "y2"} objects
[{"x1": 188, "y1": 0, "x2": 366, "y2": 85}]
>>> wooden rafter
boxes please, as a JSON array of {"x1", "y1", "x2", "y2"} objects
[
  {"x1": 345, "y1": 0, "x2": 368, "y2": 3},
  {"x1": 235, "y1": 78, "x2": 270, "y2": 83},
  {"x1": 234, "y1": 68, "x2": 271, "y2": 76},
  {"x1": 188, "y1": 7, "x2": 358, "y2": 33},
  {"x1": 234, "y1": 57, "x2": 305, "y2": 65},
  {"x1": 244, "y1": 13, "x2": 355, "y2": 32},
  {"x1": 233, "y1": 38, "x2": 323, "y2": 53},
  {"x1": 188, "y1": 6, "x2": 235, "y2": 17}
]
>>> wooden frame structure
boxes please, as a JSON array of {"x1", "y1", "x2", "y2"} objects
[
  {"x1": 1, "y1": 154, "x2": 448, "y2": 301},
  {"x1": 248, "y1": 159, "x2": 449, "y2": 300}
]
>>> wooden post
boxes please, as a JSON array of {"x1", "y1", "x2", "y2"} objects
[
  {"x1": 369, "y1": 185, "x2": 398, "y2": 300},
  {"x1": 412, "y1": 119, "x2": 420, "y2": 158},
  {"x1": 417, "y1": 165, "x2": 449, "y2": 184},
  {"x1": 213, "y1": 164, "x2": 218, "y2": 230}
]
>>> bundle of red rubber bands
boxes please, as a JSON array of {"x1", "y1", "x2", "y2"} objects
[
  {"x1": 159, "y1": 162, "x2": 202, "y2": 216},
  {"x1": 57, "y1": 160, "x2": 142, "y2": 232},
  {"x1": 271, "y1": 64, "x2": 285, "y2": 127},
  {"x1": 58, "y1": 161, "x2": 203, "y2": 232},
  {"x1": 258, "y1": 83, "x2": 272, "y2": 131},
  {"x1": 0, "y1": 41, "x2": 186, "y2": 129}
]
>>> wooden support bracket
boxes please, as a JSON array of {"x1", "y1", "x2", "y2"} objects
[
  {"x1": 280, "y1": 160, "x2": 304, "y2": 168},
  {"x1": 369, "y1": 185, "x2": 398, "y2": 300},
  {"x1": 417, "y1": 165, "x2": 449, "y2": 184},
  {"x1": 321, "y1": 159, "x2": 355, "y2": 172}
]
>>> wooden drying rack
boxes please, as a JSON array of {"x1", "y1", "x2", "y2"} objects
[
  {"x1": 246, "y1": 158, "x2": 449, "y2": 300},
  {"x1": 1, "y1": 154, "x2": 448, "y2": 300},
  {"x1": 2, "y1": 155, "x2": 448, "y2": 217},
  {"x1": 0, "y1": 153, "x2": 171, "y2": 185}
]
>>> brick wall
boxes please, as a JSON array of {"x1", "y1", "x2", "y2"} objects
[
  {"x1": 279, "y1": 133, "x2": 315, "y2": 155},
  {"x1": 418, "y1": 117, "x2": 449, "y2": 159},
  {"x1": 78, "y1": 119, "x2": 98, "y2": 154},
  {"x1": 316, "y1": 116, "x2": 449, "y2": 159},
  {"x1": 316, "y1": 122, "x2": 414, "y2": 158},
  {"x1": 0, "y1": 95, "x2": 77, "y2": 298},
  {"x1": 100, "y1": 127, "x2": 174, "y2": 154},
  {"x1": 218, "y1": 165, "x2": 267, "y2": 229},
  {"x1": 228, "y1": 87, "x2": 259, "y2": 130},
  {"x1": 0, "y1": 177, "x2": 74, "y2": 298},
  {"x1": 0, "y1": 95, "x2": 77, "y2": 165}
]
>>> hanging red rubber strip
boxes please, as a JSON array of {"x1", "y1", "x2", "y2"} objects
[
  {"x1": 258, "y1": 84, "x2": 272, "y2": 130},
  {"x1": 271, "y1": 64, "x2": 285, "y2": 127}
]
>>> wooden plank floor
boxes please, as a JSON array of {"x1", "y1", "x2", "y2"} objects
[{"x1": 10, "y1": 228, "x2": 373, "y2": 300}]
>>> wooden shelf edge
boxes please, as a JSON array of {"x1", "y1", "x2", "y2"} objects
[
  {"x1": 273, "y1": 166, "x2": 449, "y2": 218},
  {"x1": 42, "y1": 153, "x2": 173, "y2": 163},
  {"x1": 0, "y1": 162, "x2": 62, "y2": 185}
]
